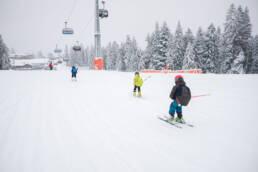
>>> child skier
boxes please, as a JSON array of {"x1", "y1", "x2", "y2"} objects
[
  {"x1": 48, "y1": 62, "x2": 53, "y2": 70},
  {"x1": 164, "y1": 66, "x2": 168, "y2": 73},
  {"x1": 168, "y1": 75, "x2": 191, "y2": 123},
  {"x1": 133, "y1": 72, "x2": 143, "y2": 97},
  {"x1": 71, "y1": 66, "x2": 78, "y2": 80}
]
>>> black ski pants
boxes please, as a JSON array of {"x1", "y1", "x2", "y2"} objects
[
  {"x1": 72, "y1": 72, "x2": 77, "y2": 78},
  {"x1": 133, "y1": 86, "x2": 141, "y2": 92}
]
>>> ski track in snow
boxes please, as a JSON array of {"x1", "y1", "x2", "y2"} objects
[{"x1": 0, "y1": 67, "x2": 258, "y2": 172}]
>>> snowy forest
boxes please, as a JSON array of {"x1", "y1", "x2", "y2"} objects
[
  {"x1": 1, "y1": 4, "x2": 258, "y2": 73},
  {"x1": 0, "y1": 35, "x2": 10, "y2": 70}
]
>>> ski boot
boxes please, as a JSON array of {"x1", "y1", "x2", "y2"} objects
[
  {"x1": 168, "y1": 116, "x2": 174, "y2": 122},
  {"x1": 138, "y1": 91, "x2": 141, "y2": 97},
  {"x1": 175, "y1": 117, "x2": 185, "y2": 124},
  {"x1": 133, "y1": 91, "x2": 136, "y2": 96}
]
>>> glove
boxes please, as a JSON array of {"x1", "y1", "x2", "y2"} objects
[{"x1": 178, "y1": 104, "x2": 182, "y2": 107}]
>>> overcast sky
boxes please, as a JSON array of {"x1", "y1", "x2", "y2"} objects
[{"x1": 0, "y1": 0, "x2": 257, "y2": 55}]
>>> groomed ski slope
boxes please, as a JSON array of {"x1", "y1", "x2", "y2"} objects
[{"x1": 0, "y1": 66, "x2": 258, "y2": 172}]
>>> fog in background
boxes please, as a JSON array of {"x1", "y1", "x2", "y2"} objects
[{"x1": 0, "y1": 0, "x2": 257, "y2": 55}]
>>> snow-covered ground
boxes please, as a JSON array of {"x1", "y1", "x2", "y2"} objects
[{"x1": 0, "y1": 67, "x2": 258, "y2": 172}]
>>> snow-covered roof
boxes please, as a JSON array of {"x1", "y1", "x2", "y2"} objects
[{"x1": 11, "y1": 58, "x2": 48, "y2": 66}]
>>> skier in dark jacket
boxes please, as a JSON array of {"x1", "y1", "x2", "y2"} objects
[
  {"x1": 168, "y1": 75, "x2": 190, "y2": 123},
  {"x1": 71, "y1": 66, "x2": 78, "y2": 79}
]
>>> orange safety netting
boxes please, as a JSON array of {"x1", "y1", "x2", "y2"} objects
[
  {"x1": 94, "y1": 58, "x2": 103, "y2": 70},
  {"x1": 140, "y1": 69, "x2": 202, "y2": 74}
]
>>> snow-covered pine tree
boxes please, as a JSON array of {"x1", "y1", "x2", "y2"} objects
[
  {"x1": 193, "y1": 27, "x2": 206, "y2": 72},
  {"x1": 221, "y1": 4, "x2": 252, "y2": 73},
  {"x1": 116, "y1": 42, "x2": 127, "y2": 71},
  {"x1": 167, "y1": 22, "x2": 185, "y2": 70},
  {"x1": 105, "y1": 41, "x2": 119, "y2": 70},
  {"x1": 138, "y1": 51, "x2": 146, "y2": 70},
  {"x1": 148, "y1": 23, "x2": 160, "y2": 69},
  {"x1": 123, "y1": 36, "x2": 132, "y2": 70},
  {"x1": 136, "y1": 49, "x2": 144, "y2": 71},
  {"x1": 240, "y1": 7, "x2": 252, "y2": 73},
  {"x1": 158, "y1": 22, "x2": 171, "y2": 69},
  {"x1": 182, "y1": 42, "x2": 198, "y2": 70},
  {"x1": 0, "y1": 35, "x2": 10, "y2": 70},
  {"x1": 101, "y1": 47, "x2": 107, "y2": 70},
  {"x1": 104, "y1": 43, "x2": 112, "y2": 70},
  {"x1": 183, "y1": 28, "x2": 195, "y2": 53},
  {"x1": 82, "y1": 46, "x2": 90, "y2": 68},
  {"x1": 132, "y1": 38, "x2": 142, "y2": 71},
  {"x1": 230, "y1": 49, "x2": 245, "y2": 74},
  {"x1": 141, "y1": 34, "x2": 155, "y2": 70},
  {"x1": 203, "y1": 23, "x2": 220, "y2": 73},
  {"x1": 151, "y1": 23, "x2": 161, "y2": 70},
  {"x1": 216, "y1": 26, "x2": 224, "y2": 73},
  {"x1": 124, "y1": 36, "x2": 141, "y2": 71},
  {"x1": 221, "y1": 4, "x2": 238, "y2": 73},
  {"x1": 87, "y1": 46, "x2": 95, "y2": 69},
  {"x1": 251, "y1": 35, "x2": 258, "y2": 73},
  {"x1": 147, "y1": 22, "x2": 164, "y2": 70},
  {"x1": 144, "y1": 22, "x2": 171, "y2": 70},
  {"x1": 78, "y1": 44, "x2": 87, "y2": 66}
]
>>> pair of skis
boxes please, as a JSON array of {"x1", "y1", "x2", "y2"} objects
[{"x1": 157, "y1": 115, "x2": 194, "y2": 128}]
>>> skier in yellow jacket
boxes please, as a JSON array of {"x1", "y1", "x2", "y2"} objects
[{"x1": 133, "y1": 72, "x2": 143, "y2": 97}]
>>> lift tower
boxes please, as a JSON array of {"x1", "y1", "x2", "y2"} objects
[{"x1": 94, "y1": 0, "x2": 102, "y2": 70}]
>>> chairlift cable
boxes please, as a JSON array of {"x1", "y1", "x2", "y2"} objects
[
  {"x1": 66, "y1": 0, "x2": 78, "y2": 23},
  {"x1": 76, "y1": 14, "x2": 95, "y2": 40}
]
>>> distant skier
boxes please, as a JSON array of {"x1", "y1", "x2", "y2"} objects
[
  {"x1": 71, "y1": 66, "x2": 78, "y2": 80},
  {"x1": 164, "y1": 66, "x2": 168, "y2": 73},
  {"x1": 168, "y1": 75, "x2": 191, "y2": 123},
  {"x1": 133, "y1": 71, "x2": 143, "y2": 97},
  {"x1": 48, "y1": 62, "x2": 53, "y2": 70}
]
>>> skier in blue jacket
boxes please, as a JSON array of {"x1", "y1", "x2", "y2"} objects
[{"x1": 71, "y1": 66, "x2": 78, "y2": 79}]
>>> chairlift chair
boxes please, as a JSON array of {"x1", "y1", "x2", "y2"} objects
[
  {"x1": 99, "y1": 1, "x2": 108, "y2": 18},
  {"x1": 63, "y1": 28, "x2": 74, "y2": 34},
  {"x1": 54, "y1": 48, "x2": 62, "y2": 53},
  {"x1": 99, "y1": 9, "x2": 108, "y2": 18},
  {"x1": 73, "y1": 45, "x2": 81, "y2": 51},
  {"x1": 62, "y1": 21, "x2": 74, "y2": 34}
]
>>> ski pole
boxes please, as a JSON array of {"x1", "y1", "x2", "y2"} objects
[
  {"x1": 192, "y1": 94, "x2": 210, "y2": 98},
  {"x1": 143, "y1": 75, "x2": 152, "y2": 82}
]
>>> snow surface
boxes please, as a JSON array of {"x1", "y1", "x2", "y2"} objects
[{"x1": 0, "y1": 66, "x2": 258, "y2": 172}]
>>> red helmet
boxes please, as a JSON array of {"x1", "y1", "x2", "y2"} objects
[{"x1": 175, "y1": 75, "x2": 183, "y2": 82}]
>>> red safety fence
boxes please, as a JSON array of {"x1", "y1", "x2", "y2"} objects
[{"x1": 140, "y1": 69, "x2": 202, "y2": 74}]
